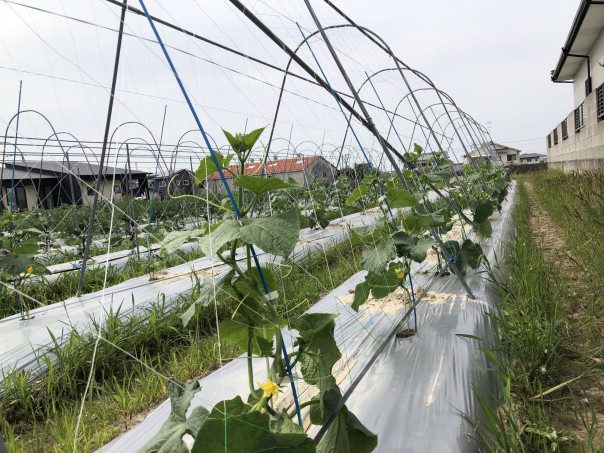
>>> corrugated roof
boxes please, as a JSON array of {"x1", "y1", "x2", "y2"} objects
[
  {"x1": 0, "y1": 167, "x2": 55, "y2": 183},
  {"x1": 520, "y1": 153, "x2": 545, "y2": 159},
  {"x1": 12, "y1": 161, "x2": 148, "y2": 177},
  {"x1": 206, "y1": 155, "x2": 320, "y2": 179}
]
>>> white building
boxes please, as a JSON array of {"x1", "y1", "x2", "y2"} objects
[
  {"x1": 548, "y1": 0, "x2": 604, "y2": 171},
  {"x1": 519, "y1": 153, "x2": 546, "y2": 164},
  {"x1": 463, "y1": 142, "x2": 518, "y2": 166}
]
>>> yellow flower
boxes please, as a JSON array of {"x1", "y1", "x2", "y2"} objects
[
  {"x1": 395, "y1": 267, "x2": 404, "y2": 279},
  {"x1": 257, "y1": 377, "x2": 279, "y2": 403},
  {"x1": 315, "y1": 206, "x2": 320, "y2": 210},
  {"x1": 27, "y1": 266, "x2": 33, "y2": 274},
  {"x1": 261, "y1": 407, "x2": 265, "y2": 414}
]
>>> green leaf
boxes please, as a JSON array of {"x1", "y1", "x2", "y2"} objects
[
  {"x1": 0, "y1": 253, "x2": 37, "y2": 277},
  {"x1": 458, "y1": 239, "x2": 484, "y2": 273},
  {"x1": 351, "y1": 281, "x2": 370, "y2": 312},
  {"x1": 14, "y1": 240, "x2": 39, "y2": 255},
  {"x1": 417, "y1": 210, "x2": 449, "y2": 227},
  {"x1": 346, "y1": 186, "x2": 368, "y2": 206},
  {"x1": 208, "y1": 395, "x2": 251, "y2": 418},
  {"x1": 472, "y1": 200, "x2": 494, "y2": 223},
  {"x1": 219, "y1": 317, "x2": 275, "y2": 356},
  {"x1": 385, "y1": 188, "x2": 417, "y2": 209},
  {"x1": 316, "y1": 406, "x2": 377, "y2": 453},
  {"x1": 346, "y1": 411, "x2": 379, "y2": 453},
  {"x1": 240, "y1": 208, "x2": 300, "y2": 258},
  {"x1": 349, "y1": 218, "x2": 388, "y2": 245},
  {"x1": 409, "y1": 238, "x2": 437, "y2": 262},
  {"x1": 365, "y1": 271, "x2": 399, "y2": 299},
  {"x1": 181, "y1": 274, "x2": 230, "y2": 327},
  {"x1": 192, "y1": 407, "x2": 315, "y2": 453},
  {"x1": 161, "y1": 228, "x2": 206, "y2": 255},
  {"x1": 138, "y1": 380, "x2": 209, "y2": 453},
  {"x1": 234, "y1": 175, "x2": 301, "y2": 195},
  {"x1": 309, "y1": 387, "x2": 341, "y2": 426},
  {"x1": 223, "y1": 126, "x2": 266, "y2": 154},
  {"x1": 291, "y1": 313, "x2": 340, "y2": 389},
  {"x1": 472, "y1": 219, "x2": 492, "y2": 240},
  {"x1": 438, "y1": 158, "x2": 455, "y2": 169},
  {"x1": 360, "y1": 239, "x2": 396, "y2": 273},
  {"x1": 271, "y1": 414, "x2": 305, "y2": 435},
  {"x1": 420, "y1": 173, "x2": 444, "y2": 184},
  {"x1": 194, "y1": 153, "x2": 234, "y2": 185},
  {"x1": 391, "y1": 232, "x2": 436, "y2": 263},
  {"x1": 199, "y1": 220, "x2": 241, "y2": 257},
  {"x1": 240, "y1": 266, "x2": 278, "y2": 294}
]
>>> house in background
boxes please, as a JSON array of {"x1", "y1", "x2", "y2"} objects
[
  {"x1": 0, "y1": 160, "x2": 149, "y2": 211},
  {"x1": 548, "y1": 0, "x2": 604, "y2": 171},
  {"x1": 463, "y1": 142, "x2": 519, "y2": 165},
  {"x1": 519, "y1": 153, "x2": 546, "y2": 164},
  {"x1": 155, "y1": 169, "x2": 195, "y2": 200},
  {"x1": 203, "y1": 156, "x2": 336, "y2": 194},
  {"x1": 416, "y1": 152, "x2": 464, "y2": 173}
]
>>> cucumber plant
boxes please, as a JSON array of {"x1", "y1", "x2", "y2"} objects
[
  {"x1": 347, "y1": 145, "x2": 510, "y2": 310},
  {"x1": 144, "y1": 127, "x2": 378, "y2": 453}
]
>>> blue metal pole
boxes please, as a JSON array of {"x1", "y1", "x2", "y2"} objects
[{"x1": 137, "y1": 0, "x2": 303, "y2": 426}]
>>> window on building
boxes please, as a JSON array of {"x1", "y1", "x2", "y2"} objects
[
  {"x1": 182, "y1": 179, "x2": 190, "y2": 186},
  {"x1": 159, "y1": 181, "x2": 167, "y2": 187},
  {"x1": 507, "y1": 154, "x2": 515, "y2": 162},
  {"x1": 553, "y1": 128, "x2": 558, "y2": 145},
  {"x1": 114, "y1": 185, "x2": 121, "y2": 194},
  {"x1": 562, "y1": 119, "x2": 568, "y2": 140},
  {"x1": 575, "y1": 103, "x2": 585, "y2": 132},
  {"x1": 547, "y1": 134, "x2": 551, "y2": 148},
  {"x1": 597, "y1": 82, "x2": 604, "y2": 121},
  {"x1": 7, "y1": 186, "x2": 28, "y2": 211},
  {"x1": 87, "y1": 187, "x2": 94, "y2": 196}
]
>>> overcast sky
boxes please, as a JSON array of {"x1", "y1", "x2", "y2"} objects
[{"x1": 0, "y1": 0, "x2": 579, "y2": 171}]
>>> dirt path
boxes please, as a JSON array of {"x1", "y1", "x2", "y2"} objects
[{"x1": 525, "y1": 182, "x2": 604, "y2": 448}]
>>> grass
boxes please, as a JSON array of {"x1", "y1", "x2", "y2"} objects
[
  {"x1": 0, "y1": 238, "x2": 362, "y2": 452},
  {"x1": 529, "y1": 169, "x2": 604, "y2": 291},
  {"x1": 473, "y1": 174, "x2": 604, "y2": 452},
  {"x1": 0, "y1": 247, "x2": 206, "y2": 319}
]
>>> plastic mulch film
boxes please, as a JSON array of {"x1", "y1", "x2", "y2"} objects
[
  {"x1": 97, "y1": 182, "x2": 517, "y2": 452},
  {"x1": 0, "y1": 199, "x2": 440, "y2": 383}
]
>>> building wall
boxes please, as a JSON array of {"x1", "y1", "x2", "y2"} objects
[
  {"x1": 0, "y1": 185, "x2": 43, "y2": 211},
  {"x1": 519, "y1": 156, "x2": 546, "y2": 164},
  {"x1": 547, "y1": 87, "x2": 604, "y2": 171},
  {"x1": 463, "y1": 149, "x2": 517, "y2": 165},
  {"x1": 80, "y1": 179, "x2": 123, "y2": 205},
  {"x1": 500, "y1": 150, "x2": 519, "y2": 164},
  {"x1": 572, "y1": 27, "x2": 604, "y2": 108}
]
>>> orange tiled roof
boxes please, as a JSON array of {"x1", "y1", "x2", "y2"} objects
[{"x1": 206, "y1": 155, "x2": 320, "y2": 179}]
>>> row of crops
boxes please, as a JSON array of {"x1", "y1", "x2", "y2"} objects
[
  {"x1": 0, "y1": 0, "x2": 512, "y2": 451},
  {"x1": 0, "y1": 129, "x2": 511, "y2": 453}
]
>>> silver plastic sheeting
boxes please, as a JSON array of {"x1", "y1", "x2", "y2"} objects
[
  {"x1": 0, "y1": 203, "x2": 421, "y2": 382},
  {"x1": 98, "y1": 182, "x2": 516, "y2": 452},
  {"x1": 40, "y1": 242, "x2": 202, "y2": 284}
]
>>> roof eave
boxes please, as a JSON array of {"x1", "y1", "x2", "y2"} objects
[{"x1": 551, "y1": 0, "x2": 592, "y2": 82}]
